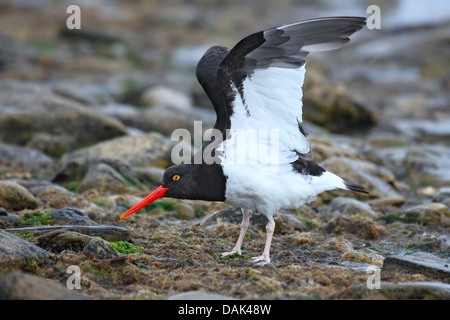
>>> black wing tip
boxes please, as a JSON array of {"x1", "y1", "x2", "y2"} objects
[{"x1": 343, "y1": 179, "x2": 370, "y2": 194}]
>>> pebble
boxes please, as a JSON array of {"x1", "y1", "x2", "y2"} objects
[
  {"x1": 0, "y1": 230, "x2": 49, "y2": 275},
  {"x1": 5, "y1": 225, "x2": 131, "y2": 241},
  {"x1": 0, "y1": 271, "x2": 88, "y2": 300},
  {"x1": 0, "y1": 181, "x2": 39, "y2": 210}
]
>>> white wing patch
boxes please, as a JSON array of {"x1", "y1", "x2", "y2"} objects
[{"x1": 222, "y1": 64, "x2": 309, "y2": 168}]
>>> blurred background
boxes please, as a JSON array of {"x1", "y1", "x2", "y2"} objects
[{"x1": 0, "y1": 0, "x2": 449, "y2": 187}]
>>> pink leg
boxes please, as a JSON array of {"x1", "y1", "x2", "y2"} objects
[
  {"x1": 251, "y1": 217, "x2": 275, "y2": 264},
  {"x1": 221, "y1": 209, "x2": 250, "y2": 257}
]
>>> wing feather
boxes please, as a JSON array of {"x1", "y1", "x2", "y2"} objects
[{"x1": 196, "y1": 17, "x2": 366, "y2": 167}]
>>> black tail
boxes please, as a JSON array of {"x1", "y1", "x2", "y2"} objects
[{"x1": 343, "y1": 179, "x2": 369, "y2": 194}]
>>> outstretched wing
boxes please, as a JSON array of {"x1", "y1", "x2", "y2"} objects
[{"x1": 196, "y1": 17, "x2": 366, "y2": 168}]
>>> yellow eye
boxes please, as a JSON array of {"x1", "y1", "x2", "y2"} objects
[{"x1": 172, "y1": 174, "x2": 181, "y2": 181}]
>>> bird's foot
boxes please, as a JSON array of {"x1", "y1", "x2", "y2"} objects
[
  {"x1": 220, "y1": 248, "x2": 241, "y2": 257},
  {"x1": 251, "y1": 254, "x2": 270, "y2": 265}
]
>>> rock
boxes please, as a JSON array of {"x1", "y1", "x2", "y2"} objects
[
  {"x1": 53, "y1": 132, "x2": 172, "y2": 184},
  {"x1": 174, "y1": 203, "x2": 196, "y2": 219},
  {"x1": 51, "y1": 79, "x2": 115, "y2": 106},
  {"x1": 302, "y1": 73, "x2": 377, "y2": 133},
  {"x1": 141, "y1": 85, "x2": 192, "y2": 110},
  {"x1": 130, "y1": 104, "x2": 216, "y2": 136},
  {"x1": 83, "y1": 237, "x2": 121, "y2": 260},
  {"x1": 382, "y1": 253, "x2": 450, "y2": 280},
  {"x1": 405, "y1": 145, "x2": 450, "y2": 187},
  {"x1": 0, "y1": 214, "x2": 20, "y2": 229},
  {"x1": 392, "y1": 118, "x2": 450, "y2": 144},
  {"x1": 0, "y1": 207, "x2": 7, "y2": 216},
  {"x1": 0, "y1": 271, "x2": 88, "y2": 300},
  {"x1": 26, "y1": 133, "x2": 76, "y2": 157},
  {"x1": 131, "y1": 166, "x2": 165, "y2": 184},
  {"x1": 35, "y1": 230, "x2": 90, "y2": 252},
  {"x1": 100, "y1": 194, "x2": 145, "y2": 214},
  {"x1": 289, "y1": 233, "x2": 314, "y2": 246},
  {"x1": 168, "y1": 290, "x2": 238, "y2": 300},
  {"x1": 437, "y1": 235, "x2": 450, "y2": 250},
  {"x1": 320, "y1": 157, "x2": 404, "y2": 204},
  {"x1": 0, "y1": 143, "x2": 54, "y2": 167},
  {"x1": 320, "y1": 237, "x2": 353, "y2": 253},
  {"x1": 366, "y1": 132, "x2": 408, "y2": 148},
  {"x1": 332, "y1": 282, "x2": 450, "y2": 300},
  {"x1": 329, "y1": 197, "x2": 378, "y2": 218},
  {"x1": 0, "y1": 230, "x2": 49, "y2": 275},
  {"x1": 51, "y1": 208, "x2": 95, "y2": 226},
  {"x1": 35, "y1": 187, "x2": 75, "y2": 209},
  {"x1": 27, "y1": 182, "x2": 72, "y2": 197},
  {"x1": 0, "y1": 81, "x2": 126, "y2": 147},
  {"x1": 0, "y1": 181, "x2": 39, "y2": 210},
  {"x1": 325, "y1": 215, "x2": 385, "y2": 240},
  {"x1": 340, "y1": 250, "x2": 384, "y2": 266},
  {"x1": 99, "y1": 103, "x2": 139, "y2": 127},
  {"x1": 434, "y1": 187, "x2": 450, "y2": 202},
  {"x1": 276, "y1": 213, "x2": 305, "y2": 232},
  {"x1": 79, "y1": 162, "x2": 134, "y2": 193},
  {"x1": 6, "y1": 225, "x2": 131, "y2": 241},
  {"x1": 400, "y1": 203, "x2": 446, "y2": 226}
]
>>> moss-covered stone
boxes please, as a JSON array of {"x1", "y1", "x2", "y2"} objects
[{"x1": 0, "y1": 182, "x2": 39, "y2": 210}]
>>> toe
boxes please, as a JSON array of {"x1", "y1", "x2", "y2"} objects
[
  {"x1": 251, "y1": 254, "x2": 270, "y2": 264},
  {"x1": 221, "y1": 249, "x2": 240, "y2": 257}
]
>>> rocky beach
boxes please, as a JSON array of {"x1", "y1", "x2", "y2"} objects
[{"x1": 0, "y1": 0, "x2": 449, "y2": 300}]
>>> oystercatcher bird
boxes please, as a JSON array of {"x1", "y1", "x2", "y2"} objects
[{"x1": 121, "y1": 17, "x2": 368, "y2": 264}]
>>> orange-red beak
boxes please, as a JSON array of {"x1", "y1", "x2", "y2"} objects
[{"x1": 120, "y1": 185, "x2": 169, "y2": 219}]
